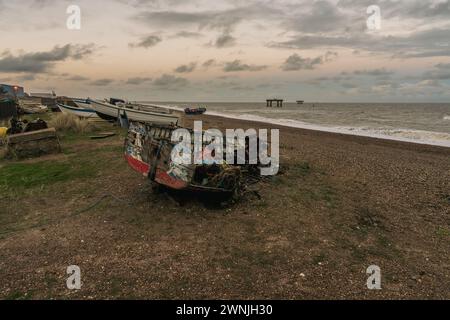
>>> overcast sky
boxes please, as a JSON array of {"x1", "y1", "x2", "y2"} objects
[{"x1": 0, "y1": 0, "x2": 450, "y2": 102}]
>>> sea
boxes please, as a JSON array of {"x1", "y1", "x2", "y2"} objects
[{"x1": 145, "y1": 102, "x2": 450, "y2": 148}]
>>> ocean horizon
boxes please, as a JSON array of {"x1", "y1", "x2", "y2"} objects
[{"x1": 142, "y1": 101, "x2": 450, "y2": 148}]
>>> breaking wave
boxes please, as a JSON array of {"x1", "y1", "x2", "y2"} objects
[{"x1": 153, "y1": 103, "x2": 450, "y2": 148}]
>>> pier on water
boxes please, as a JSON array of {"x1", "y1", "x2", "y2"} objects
[{"x1": 266, "y1": 99, "x2": 284, "y2": 108}]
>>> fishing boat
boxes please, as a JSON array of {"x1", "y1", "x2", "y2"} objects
[
  {"x1": 89, "y1": 99, "x2": 180, "y2": 125},
  {"x1": 73, "y1": 98, "x2": 93, "y2": 110},
  {"x1": 185, "y1": 107, "x2": 206, "y2": 115},
  {"x1": 125, "y1": 121, "x2": 250, "y2": 194},
  {"x1": 57, "y1": 102, "x2": 98, "y2": 118}
]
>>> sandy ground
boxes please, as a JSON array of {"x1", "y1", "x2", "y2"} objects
[{"x1": 0, "y1": 113, "x2": 449, "y2": 300}]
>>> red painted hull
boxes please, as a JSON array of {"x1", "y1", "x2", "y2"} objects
[
  {"x1": 125, "y1": 154, "x2": 150, "y2": 176},
  {"x1": 125, "y1": 154, "x2": 188, "y2": 190}
]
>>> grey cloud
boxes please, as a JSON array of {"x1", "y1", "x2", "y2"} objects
[
  {"x1": 337, "y1": 0, "x2": 450, "y2": 20},
  {"x1": 284, "y1": 0, "x2": 350, "y2": 33},
  {"x1": 17, "y1": 74, "x2": 37, "y2": 81},
  {"x1": 174, "y1": 62, "x2": 197, "y2": 73},
  {"x1": 436, "y1": 63, "x2": 450, "y2": 69},
  {"x1": 353, "y1": 68, "x2": 393, "y2": 77},
  {"x1": 272, "y1": 28, "x2": 450, "y2": 58},
  {"x1": 281, "y1": 52, "x2": 337, "y2": 71},
  {"x1": 172, "y1": 31, "x2": 203, "y2": 38},
  {"x1": 215, "y1": 33, "x2": 236, "y2": 48},
  {"x1": 66, "y1": 75, "x2": 90, "y2": 81},
  {"x1": 422, "y1": 63, "x2": 450, "y2": 80},
  {"x1": 202, "y1": 59, "x2": 216, "y2": 68},
  {"x1": 91, "y1": 79, "x2": 115, "y2": 86},
  {"x1": 134, "y1": 4, "x2": 284, "y2": 34},
  {"x1": 223, "y1": 60, "x2": 267, "y2": 72},
  {"x1": 0, "y1": 44, "x2": 97, "y2": 73},
  {"x1": 126, "y1": 77, "x2": 153, "y2": 85},
  {"x1": 129, "y1": 35, "x2": 162, "y2": 48},
  {"x1": 153, "y1": 74, "x2": 188, "y2": 89}
]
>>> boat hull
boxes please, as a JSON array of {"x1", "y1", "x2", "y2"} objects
[
  {"x1": 57, "y1": 103, "x2": 98, "y2": 118},
  {"x1": 20, "y1": 105, "x2": 48, "y2": 114},
  {"x1": 89, "y1": 99, "x2": 179, "y2": 125}
]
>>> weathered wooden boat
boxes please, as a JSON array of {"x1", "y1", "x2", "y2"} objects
[
  {"x1": 89, "y1": 99, "x2": 179, "y2": 125},
  {"x1": 19, "y1": 104, "x2": 48, "y2": 114},
  {"x1": 17, "y1": 97, "x2": 47, "y2": 114},
  {"x1": 125, "y1": 121, "x2": 251, "y2": 194}
]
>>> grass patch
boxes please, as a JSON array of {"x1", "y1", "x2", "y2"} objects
[
  {"x1": 49, "y1": 113, "x2": 97, "y2": 134},
  {"x1": 436, "y1": 227, "x2": 450, "y2": 238},
  {"x1": 287, "y1": 184, "x2": 337, "y2": 208},
  {"x1": 4, "y1": 291, "x2": 33, "y2": 300},
  {"x1": 289, "y1": 162, "x2": 312, "y2": 177},
  {"x1": 0, "y1": 160, "x2": 96, "y2": 192}
]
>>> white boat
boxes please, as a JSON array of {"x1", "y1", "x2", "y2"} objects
[
  {"x1": 57, "y1": 101, "x2": 98, "y2": 118},
  {"x1": 73, "y1": 98, "x2": 94, "y2": 110},
  {"x1": 89, "y1": 99, "x2": 180, "y2": 125}
]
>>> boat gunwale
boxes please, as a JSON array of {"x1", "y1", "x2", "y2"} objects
[
  {"x1": 57, "y1": 102, "x2": 95, "y2": 113},
  {"x1": 89, "y1": 99, "x2": 179, "y2": 120}
]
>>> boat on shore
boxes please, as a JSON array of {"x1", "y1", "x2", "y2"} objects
[
  {"x1": 185, "y1": 107, "x2": 206, "y2": 115},
  {"x1": 57, "y1": 102, "x2": 98, "y2": 118},
  {"x1": 19, "y1": 101, "x2": 48, "y2": 114},
  {"x1": 88, "y1": 98, "x2": 180, "y2": 125},
  {"x1": 125, "y1": 121, "x2": 257, "y2": 195},
  {"x1": 73, "y1": 98, "x2": 93, "y2": 110},
  {"x1": 56, "y1": 97, "x2": 98, "y2": 118}
]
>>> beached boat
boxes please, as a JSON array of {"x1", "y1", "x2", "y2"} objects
[
  {"x1": 73, "y1": 98, "x2": 94, "y2": 110},
  {"x1": 185, "y1": 107, "x2": 206, "y2": 115},
  {"x1": 125, "y1": 121, "x2": 250, "y2": 194},
  {"x1": 57, "y1": 101, "x2": 98, "y2": 118},
  {"x1": 89, "y1": 99, "x2": 180, "y2": 125},
  {"x1": 19, "y1": 102, "x2": 48, "y2": 114}
]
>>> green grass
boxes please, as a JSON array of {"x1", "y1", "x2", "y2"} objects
[
  {"x1": 0, "y1": 161, "x2": 95, "y2": 191},
  {"x1": 437, "y1": 227, "x2": 450, "y2": 238},
  {"x1": 290, "y1": 162, "x2": 312, "y2": 177},
  {"x1": 0, "y1": 132, "x2": 126, "y2": 194},
  {"x1": 4, "y1": 291, "x2": 33, "y2": 300},
  {"x1": 1, "y1": 162, "x2": 75, "y2": 189}
]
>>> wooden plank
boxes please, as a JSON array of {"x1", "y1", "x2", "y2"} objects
[{"x1": 7, "y1": 128, "x2": 57, "y2": 144}]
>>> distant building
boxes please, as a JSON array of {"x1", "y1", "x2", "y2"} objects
[
  {"x1": 0, "y1": 84, "x2": 25, "y2": 98},
  {"x1": 29, "y1": 92, "x2": 57, "y2": 111},
  {"x1": 30, "y1": 92, "x2": 56, "y2": 99}
]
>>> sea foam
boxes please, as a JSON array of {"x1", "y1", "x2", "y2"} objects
[{"x1": 152, "y1": 104, "x2": 450, "y2": 148}]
